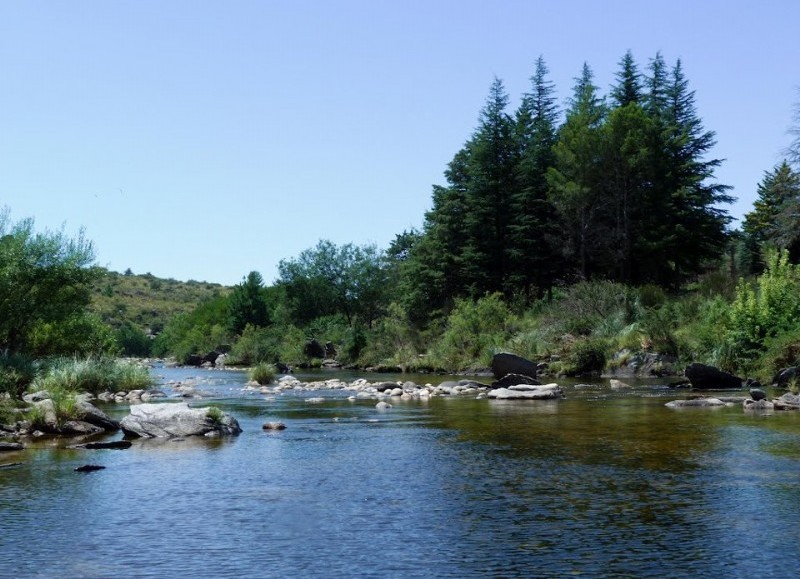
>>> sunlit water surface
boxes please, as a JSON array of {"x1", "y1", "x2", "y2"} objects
[{"x1": 2, "y1": 367, "x2": 800, "y2": 578}]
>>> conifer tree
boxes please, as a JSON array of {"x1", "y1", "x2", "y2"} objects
[
  {"x1": 459, "y1": 77, "x2": 519, "y2": 296},
  {"x1": 507, "y1": 56, "x2": 563, "y2": 298},
  {"x1": 548, "y1": 63, "x2": 607, "y2": 279},
  {"x1": 743, "y1": 161, "x2": 800, "y2": 264}
]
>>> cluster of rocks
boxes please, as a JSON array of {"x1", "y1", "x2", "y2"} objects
[
  {"x1": 245, "y1": 352, "x2": 566, "y2": 402},
  {"x1": 665, "y1": 362, "x2": 800, "y2": 412},
  {"x1": 1, "y1": 391, "x2": 122, "y2": 438}
]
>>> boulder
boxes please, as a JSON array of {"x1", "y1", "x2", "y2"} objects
[
  {"x1": 609, "y1": 379, "x2": 631, "y2": 390},
  {"x1": 665, "y1": 398, "x2": 727, "y2": 408},
  {"x1": 74, "y1": 465, "x2": 105, "y2": 472},
  {"x1": 375, "y1": 401, "x2": 393, "y2": 410},
  {"x1": 76, "y1": 401, "x2": 120, "y2": 431},
  {"x1": 262, "y1": 422, "x2": 287, "y2": 430},
  {"x1": 33, "y1": 399, "x2": 58, "y2": 431},
  {"x1": 487, "y1": 384, "x2": 564, "y2": 400},
  {"x1": 684, "y1": 363, "x2": 743, "y2": 390},
  {"x1": 772, "y1": 367, "x2": 798, "y2": 387},
  {"x1": 491, "y1": 373, "x2": 541, "y2": 389},
  {"x1": 22, "y1": 390, "x2": 51, "y2": 404},
  {"x1": 774, "y1": 392, "x2": 800, "y2": 410},
  {"x1": 120, "y1": 403, "x2": 242, "y2": 438},
  {"x1": 743, "y1": 399, "x2": 774, "y2": 411},
  {"x1": 491, "y1": 353, "x2": 539, "y2": 381}
]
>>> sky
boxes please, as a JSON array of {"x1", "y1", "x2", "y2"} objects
[{"x1": 1, "y1": 0, "x2": 798, "y2": 286}]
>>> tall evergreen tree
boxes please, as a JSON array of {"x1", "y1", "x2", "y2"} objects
[
  {"x1": 459, "y1": 77, "x2": 519, "y2": 296},
  {"x1": 743, "y1": 161, "x2": 800, "y2": 264},
  {"x1": 507, "y1": 56, "x2": 563, "y2": 298},
  {"x1": 659, "y1": 59, "x2": 733, "y2": 287},
  {"x1": 610, "y1": 50, "x2": 642, "y2": 107},
  {"x1": 548, "y1": 63, "x2": 608, "y2": 280},
  {"x1": 228, "y1": 271, "x2": 269, "y2": 335}
]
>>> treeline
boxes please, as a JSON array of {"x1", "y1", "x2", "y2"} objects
[{"x1": 3, "y1": 52, "x2": 800, "y2": 385}]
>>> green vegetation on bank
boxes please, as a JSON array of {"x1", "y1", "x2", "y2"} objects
[{"x1": 2, "y1": 51, "x2": 800, "y2": 396}]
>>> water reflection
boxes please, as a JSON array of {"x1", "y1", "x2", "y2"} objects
[{"x1": 2, "y1": 367, "x2": 800, "y2": 577}]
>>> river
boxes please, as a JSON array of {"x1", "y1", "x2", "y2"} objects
[{"x1": 2, "y1": 366, "x2": 799, "y2": 578}]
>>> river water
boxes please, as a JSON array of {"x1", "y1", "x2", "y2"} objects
[{"x1": 2, "y1": 366, "x2": 800, "y2": 578}]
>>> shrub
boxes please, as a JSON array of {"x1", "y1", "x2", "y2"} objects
[
  {"x1": 428, "y1": 293, "x2": 516, "y2": 371},
  {"x1": 562, "y1": 337, "x2": 610, "y2": 376},
  {"x1": 0, "y1": 353, "x2": 38, "y2": 397},
  {"x1": 250, "y1": 363, "x2": 276, "y2": 385},
  {"x1": 33, "y1": 357, "x2": 153, "y2": 396}
]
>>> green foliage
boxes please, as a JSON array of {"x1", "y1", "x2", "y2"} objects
[
  {"x1": 0, "y1": 353, "x2": 38, "y2": 397},
  {"x1": 562, "y1": 337, "x2": 610, "y2": 376},
  {"x1": 0, "y1": 209, "x2": 99, "y2": 355},
  {"x1": 89, "y1": 268, "x2": 230, "y2": 335},
  {"x1": 116, "y1": 323, "x2": 152, "y2": 357},
  {"x1": 428, "y1": 293, "x2": 516, "y2": 371},
  {"x1": 33, "y1": 357, "x2": 153, "y2": 396},
  {"x1": 152, "y1": 298, "x2": 231, "y2": 363},
  {"x1": 249, "y1": 363, "x2": 276, "y2": 385},
  {"x1": 228, "y1": 271, "x2": 269, "y2": 335},
  {"x1": 727, "y1": 249, "x2": 800, "y2": 370},
  {"x1": 206, "y1": 406, "x2": 223, "y2": 424},
  {"x1": 28, "y1": 313, "x2": 118, "y2": 358},
  {"x1": 277, "y1": 240, "x2": 388, "y2": 328},
  {"x1": 228, "y1": 325, "x2": 280, "y2": 366}
]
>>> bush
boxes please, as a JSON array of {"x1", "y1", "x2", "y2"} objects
[
  {"x1": 250, "y1": 363, "x2": 276, "y2": 385},
  {"x1": 228, "y1": 325, "x2": 280, "y2": 366},
  {"x1": 428, "y1": 293, "x2": 516, "y2": 371},
  {"x1": 33, "y1": 357, "x2": 153, "y2": 396},
  {"x1": 0, "y1": 353, "x2": 38, "y2": 397},
  {"x1": 562, "y1": 337, "x2": 610, "y2": 376}
]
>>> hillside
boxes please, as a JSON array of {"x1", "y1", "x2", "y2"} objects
[{"x1": 90, "y1": 269, "x2": 231, "y2": 334}]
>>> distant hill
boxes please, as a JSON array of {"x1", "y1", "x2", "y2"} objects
[{"x1": 90, "y1": 269, "x2": 231, "y2": 334}]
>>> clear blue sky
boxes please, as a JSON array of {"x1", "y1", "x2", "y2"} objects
[{"x1": 2, "y1": 1, "x2": 798, "y2": 286}]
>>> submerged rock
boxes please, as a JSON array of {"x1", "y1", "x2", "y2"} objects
[
  {"x1": 120, "y1": 403, "x2": 242, "y2": 438},
  {"x1": 665, "y1": 398, "x2": 727, "y2": 408},
  {"x1": 262, "y1": 422, "x2": 287, "y2": 430}
]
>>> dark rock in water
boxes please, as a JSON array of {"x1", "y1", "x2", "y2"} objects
[
  {"x1": 374, "y1": 382, "x2": 400, "y2": 393},
  {"x1": 685, "y1": 363, "x2": 743, "y2": 390},
  {"x1": 0, "y1": 462, "x2": 22, "y2": 469},
  {"x1": 749, "y1": 388, "x2": 768, "y2": 401},
  {"x1": 668, "y1": 378, "x2": 692, "y2": 389},
  {"x1": 74, "y1": 464, "x2": 106, "y2": 472},
  {"x1": 772, "y1": 366, "x2": 798, "y2": 387},
  {"x1": 491, "y1": 373, "x2": 542, "y2": 389},
  {"x1": 73, "y1": 440, "x2": 132, "y2": 450},
  {"x1": 262, "y1": 422, "x2": 286, "y2": 430},
  {"x1": 275, "y1": 362, "x2": 291, "y2": 374},
  {"x1": 0, "y1": 442, "x2": 24, "y2": 452},
  {"x1": 491, "y1": 353, "x2": 539, "y2": 381}
]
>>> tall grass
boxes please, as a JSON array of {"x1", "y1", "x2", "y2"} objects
[{"x1": 33, "y1": 357, "x2": 153, "y2": 395}]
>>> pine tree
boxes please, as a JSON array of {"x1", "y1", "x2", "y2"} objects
[
  {"x1": 743, "y1": 161, "x2": 800, "y2": 264},
  {"x1": 228, "y1": 271, "x2": 269, "y2": 335},
  {"x1": 660, "y1": 59, "x2": 732, "y2": 287},
  {"x1": 610, "y1": 50, "x2": 642, "y2": 107},
  {"x1": 506, "y1": 56, "x2": 563, "y2": 298},
  {"x1": 548, "y1": 63, "x2": 608, "y2": 279},
  {"x1": 459, "y1": 77, "x2": 519, "y2": 296}
]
